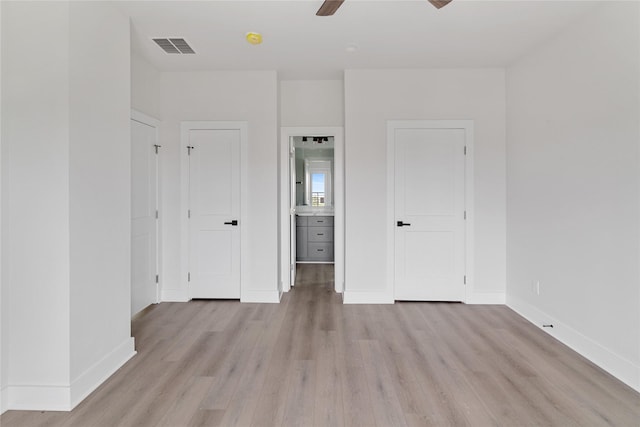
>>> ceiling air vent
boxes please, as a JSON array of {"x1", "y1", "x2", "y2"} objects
[{"x1": 152, "y1": 38, "x2": 195, "y2": 54}]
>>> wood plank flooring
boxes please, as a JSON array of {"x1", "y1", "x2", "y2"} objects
[{"x1": 2, "y1": 264, "x2": 639, "y2": 426}]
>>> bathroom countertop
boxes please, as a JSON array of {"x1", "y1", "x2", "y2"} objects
[{"x1": 295, "y1": 210, "x2": 334, "y2": 217}]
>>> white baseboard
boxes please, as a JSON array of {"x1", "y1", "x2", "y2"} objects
[
  {"x1": 343, "y1": 290, "x2": 505, "y2": 305},
  {"x1": 162, "y1": 288, "x2": 280, "y2": 304},
  {"x1": 467, "y1": 292, "x2": 506, "y2": 304},
  {"x1": 7, "y1": 384, "x2": 71, "y2": 411},
  {"x1": 161, "y1": 288, "x2": 189, "y2": 302},
  {"x1": 5, "y1": 338, "x2": 136, "y2": 411},
  {"x1": 70, "y1": 337, "x2": 136, "y2": 409},
  {"x1": 241, "y1": 290, "x2": 280, "y2": 303},
  {"x1": 343, "y1": 291, "x2": 394, "y2": 304},
  {"x1": 1, "y1": 385, "x2": 8, "y2": 414},
  {"x1": 507, "y1": 294, "x2": 640, "y2": 393}
]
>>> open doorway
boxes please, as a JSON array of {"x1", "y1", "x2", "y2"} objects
[
  {"x1": 294, "y1": 136, "x2": 334, "y2": 264},
  {"x1": 280, "y1": 127, "x2": 344, "y2": 295}
]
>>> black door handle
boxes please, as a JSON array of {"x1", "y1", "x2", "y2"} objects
[
  {"x1": 224, "y1": 220, "x2": 238, "y2": 226},
  {"x1": 397, "y1": 221, "x2": 411, "y2": 227}
]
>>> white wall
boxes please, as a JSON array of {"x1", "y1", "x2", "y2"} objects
[
  {"x1": 280, "y1": 80, "x2": 344, "y2": 126},
  {"x1": 1, "y1": 1, "x2": 135, "y2": 410},
  {"x1": 2, "y1": 3, "x2": 72, "y2": 407},
  {"x1": 344, "y1": 69, "x2": 507, "y2": 303},
  {"x1": 159, "y1": 71, "x2": 279, "y2": 302},
  {"x1": 131, "y1": 53, "x2": 161, "y2": 119},
  {"x1": 506, "y1": 2, "x2": 640, "y2": 391},
  {"x1": 68, "y1": 2, "x2": 135, "y2": 405}
]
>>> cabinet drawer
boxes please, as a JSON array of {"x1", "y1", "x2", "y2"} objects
[
  {"x1": 296, "y1": 216, "x2": 308, "y2": 227},
  {"x1": 308, "y1": 243, "x2": 334, "y2": 260},
  {"x1": 308, "y1": 226, "x2": 333, "y2": 242},
  {"x1": 308, "y1": 216, "x2": 333, "y2": 226}
]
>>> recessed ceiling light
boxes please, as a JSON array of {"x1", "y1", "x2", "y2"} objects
[
  {"x1": 246, "y1": 32, "x2": 263, "y2": 45},
  {"x1": 345, "y1": 43, "x2": 358, "y2": 53}
]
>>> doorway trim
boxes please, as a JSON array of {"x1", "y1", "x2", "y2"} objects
[
  {"x1": 386, "y1": 120, "x2": 475, "y2": 303},
  {"x1": 280, "y1": 126, "x2": 344, "y2": 294},
  {"x1": 180, "y1": 121, "x2": 248, "y2": 301}
]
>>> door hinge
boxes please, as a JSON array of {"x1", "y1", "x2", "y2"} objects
[
  {"x1": 154, "y1": 144, "x2": 161, "y2": 154},
  {"x1": 464, "y1": 211, "x2": 467, "y2": 220},
  {"x1": 155, "y1": 210, "x2": 159, "y2": 219},
  {"x1": 464, "y1": 275, "x2": 467, "y2": 285},
  {"x1": 187, "y1": 145, "x2": 195, "y2": 155},
  {"x1": 155, "y1": 274, "x2": 159, "y2": 284},
  {"x1": 188, "y1": 272, "x2": 191, "y2": 282},
  {"x1": 188, "y1": 209, "x2": 191, "y2": 219},
  {"x1": 464, "y1": 146, "x2": 467, "y2": 155}
]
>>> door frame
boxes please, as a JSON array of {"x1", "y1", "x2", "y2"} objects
[
  {"x1": 280, "y1": 126, "x2": 344, "y2": 294},
  {"x1": 180, "y1": 121, "x2": 248, "y2": 301},
  {"x1": 130, "y1": 109, "x2": 161, "y2": 311},
  {"x1": 386, "y1": 120, "x2": 475, "y2": 303}
]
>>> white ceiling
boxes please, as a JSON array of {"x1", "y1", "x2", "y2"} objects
[{"x1": 119, "y1": 0, "x2": 600, "y2": 79}]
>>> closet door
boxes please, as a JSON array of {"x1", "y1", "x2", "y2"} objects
[
  {"x1": 187, "y1": 128, "x2": 241, "y2": 299},
  {"x1": 393, "y1": 128, "x2": 466, "y2": 301},
  {"x1": 131, "y1": 117, "x2": 159, "y2": 315}
]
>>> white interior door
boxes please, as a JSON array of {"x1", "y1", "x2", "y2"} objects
[
  {"x1": 394, "y1": 128, "x2": 466, "y2": 301},
  {"x1": 188, "y1": 128, "x2": 241, "y2": 299},
  {"x1": 131, "y1": 118, "x2": 158, "y2": 316}
]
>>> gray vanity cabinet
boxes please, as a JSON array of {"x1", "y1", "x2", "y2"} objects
[
  {"x1": 296, "y1": 216, "x2": 334, "y2": 262},
  {"x1": 296, "y1": 216, "x2": 308, "y2": 259}
]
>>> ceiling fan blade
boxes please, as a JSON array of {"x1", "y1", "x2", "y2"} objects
[
  {"x1": 428, "y1": 0, "x2": 453, "y2": 9},
  {"x1": 316, "y1": 0, "x2": 345, "y2": 16}
]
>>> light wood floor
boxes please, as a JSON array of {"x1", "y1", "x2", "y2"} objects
[{"x1": 2, "y1": 264, "x2": 639, "y2": 426}]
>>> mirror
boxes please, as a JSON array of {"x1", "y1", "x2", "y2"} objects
[
  {"x1": 306, "y1": 160, "x2": 332, "y2": 207},
  {"x1": 311, "y1": 172, "x2": 326, "y2": 206},
  {"x1": 293, "y1": 136, "x2": 334, "y2": 210}
]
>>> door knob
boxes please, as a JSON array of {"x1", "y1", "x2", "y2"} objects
[
  {"x1": 397, "y1": 221, "x2": 411, "y2": 227},
  {"x1": 224, "y1": 220, "x2": 238, "y2": 226}
]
